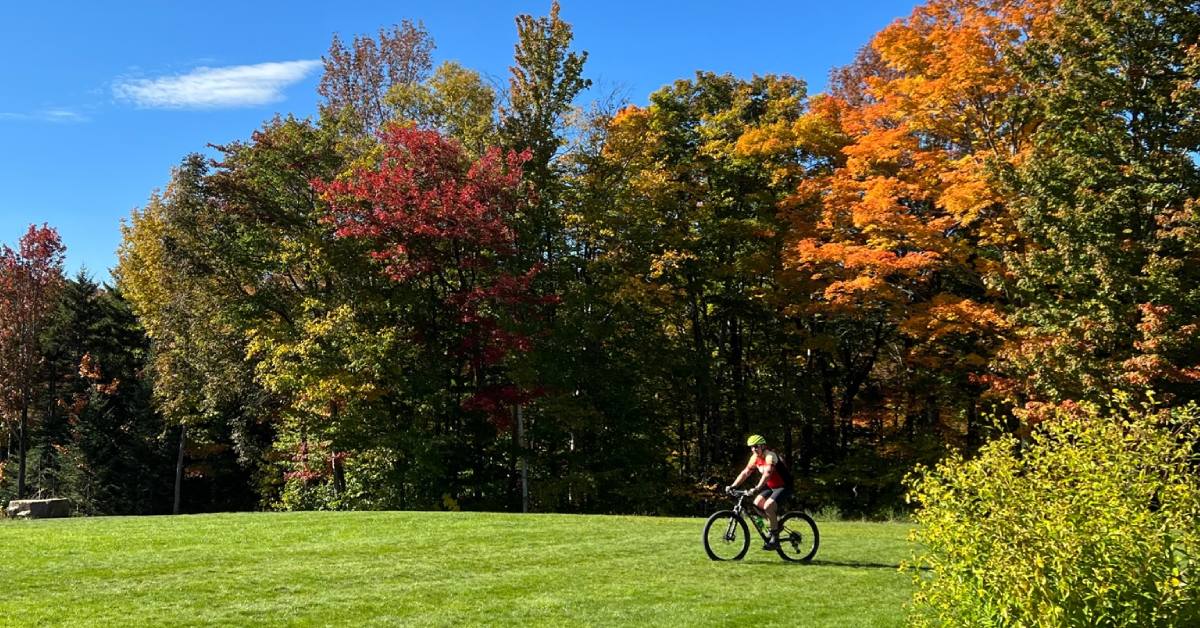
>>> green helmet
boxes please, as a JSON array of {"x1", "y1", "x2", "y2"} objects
[{"x1": 746, "y1": 434, "x2": 767, "y2": 446}]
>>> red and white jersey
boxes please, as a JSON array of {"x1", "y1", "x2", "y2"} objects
[{"x1": 748, "y1": 449, "x2": 786, "y2": 489}]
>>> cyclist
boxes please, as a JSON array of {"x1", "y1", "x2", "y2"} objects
[{"x1": 726, "y1": 434, "x2": 794, "y2": 550}]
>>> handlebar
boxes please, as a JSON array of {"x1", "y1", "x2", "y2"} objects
[{"x1": 725, "y1": 487, "x2": 757, "y2": 497}]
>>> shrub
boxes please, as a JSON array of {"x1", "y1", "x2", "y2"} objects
[{"x1": 904, "y1": 399, "x2": 1200, "y2": 626}]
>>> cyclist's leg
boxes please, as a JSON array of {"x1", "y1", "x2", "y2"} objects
[
  {"x1": 758, "y1": 488, "x2": 783, "y2": 549},
  {"x1": 762, "y1": 493, "x2": 778, "y2": 533},
  {"x1": 764, "y1": 488, "x2": 791, "y2": 535}
]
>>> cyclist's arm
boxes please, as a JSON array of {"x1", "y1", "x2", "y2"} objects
[
  {"x1": 751, "y1": 463, "x2": 772, "y2": 492},
  {"x1": 730, "y1": 461, "x2": 756, "y2": 488}
]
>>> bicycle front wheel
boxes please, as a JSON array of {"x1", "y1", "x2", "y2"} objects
[
  {"x1": 702, "y1": 510, "x2": 750, "y2": 561},
  {"x1": 775, "y1": 511, "x2": 819, "y2": 562}
]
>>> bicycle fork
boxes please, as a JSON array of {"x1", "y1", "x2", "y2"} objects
[{"x1": 724, "y1": 517, "x2": 739, "y2": 542}]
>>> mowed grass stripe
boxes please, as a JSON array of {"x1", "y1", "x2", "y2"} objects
[{"x1": 2, "y1": 512, "x2": 912, "y2": 626}]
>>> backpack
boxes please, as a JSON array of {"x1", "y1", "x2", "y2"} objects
[{"x1": 774, "y1": 453, "x2": 795, "y2": 490}]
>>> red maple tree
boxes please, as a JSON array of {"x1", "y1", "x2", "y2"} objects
[
  {"x1": 0, "y1": 224, "x2": 65, "y2": 497},
  {"x1": 315, "y1": 126, "x2": 542, "y2": 425}
]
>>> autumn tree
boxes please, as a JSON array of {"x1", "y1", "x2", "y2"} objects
[
  {"x1": 588, "y1": 73, "x2": 813, "y2": 485},
  {"x1": 1000, "y1": 0, "x2": 1200, "y2": 409},
  {"x1": 776, "y1": 0, "x2": 1051, "y2": 464},
  {"x1": 0, "y1": 224, "x2": 65, "y2": 498},
  {"x1": 118, "y1": 157, "x2": 266, "y2": 514},
  {"x1": 315, "y1": 126, "x2": 540, "y2": 508},
  {"x1": 203, "y1": 116, "x2": 398, "y2": 509},
  {"x1": 318, "y1": 20, "x2": 436, "y2": 136},
  {"x1": 387, "y1": 61, "x2": 498, "y2": 157},
  {"x1": 500, "y1": 0, "x2": 591, "y2": 266}
]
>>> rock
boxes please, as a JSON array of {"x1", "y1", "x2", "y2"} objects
[{"x1": 4, "y1": 499, "x2": 71, "y2": 519}]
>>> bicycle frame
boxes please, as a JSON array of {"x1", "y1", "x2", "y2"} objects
[{"x1": 726, "y1": 490, "x2": 772, "y2": 542}]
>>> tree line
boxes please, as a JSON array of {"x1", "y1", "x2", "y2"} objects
[{"x1": 2, "y1": 0, "x2": 1197, "y2": 516}]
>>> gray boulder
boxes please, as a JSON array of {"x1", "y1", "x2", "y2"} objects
[{"x1": 5, "y1": 499, "x2": 71, "y2": 519}]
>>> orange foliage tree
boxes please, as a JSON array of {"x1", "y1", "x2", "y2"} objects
[{"x1": 776, "y1": 0, "x2": 1054, "y2": 450}]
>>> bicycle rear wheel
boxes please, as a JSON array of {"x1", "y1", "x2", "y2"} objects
[
  {"x1": 702, "y1": 510, "x2": 750, "y2": 561},
  {"x1": 775, "y1": 511, "x2": 819, "y2": 562}
]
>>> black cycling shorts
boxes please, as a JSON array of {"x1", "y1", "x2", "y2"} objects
[{"x1": 758, "y1": 487, "x2": 790, "y2": 505}]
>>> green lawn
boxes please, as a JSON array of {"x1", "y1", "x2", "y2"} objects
[{"x1": 1, "y1": 511, "x2": 913, "y2": 626}]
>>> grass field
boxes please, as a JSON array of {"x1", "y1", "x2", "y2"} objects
[{"x1": 2, "y1": 511, "x2": 913, "y2": 626}]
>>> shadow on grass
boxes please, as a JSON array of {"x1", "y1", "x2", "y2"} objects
[
  {"x1": 806, "y1": 559, "x2": 909, "y2": 570},
  {"x1": 741, "y1": 559, "x2": 926, "y2": 570}
]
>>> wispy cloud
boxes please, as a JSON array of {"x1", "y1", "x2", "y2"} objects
[
  {"x1": 114, "y1": 60, "x2": 321, "y2": 109},
  {"x1": 0, "y1": 109, "x2": 89, "y2": 123},
  {"x1": 43, "y1": 109, "x2": 89, "y2": 122}
]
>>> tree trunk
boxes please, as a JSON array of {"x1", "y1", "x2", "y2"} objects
[
  {"x1": 731, "y1": 317, "x2": 748, "y2": 438},
  {"x1": 17, "y1": 401, "x2": 28, "y2": 499},
  {"x1": 689, "y1": 289, "x2": 711, "y2": 471},
  {"x1": 833, "y1": 320, "x2": 885, "y2": 454},
  {"x1": 173, "y1": 424, "x2": 187, "y2": 515},
  {"x1": 966, "y1": 397, "x2": 978, "y2": 450},
  {"x1": 329, "y1": 402, "x2": 346, "y2": 499},
  {"x1": 800, "y1": 411, "x2": 814, "y2": 474},
  {"x1": 40, "y1": 367, "x2": 57, "y2": 493},
  {"x1": 784, "y1": 426, "x2": 794, "y2": 471},
  {"x1": 517, "y1": 404, "x2": 528, "y2": 514},
  {"x1": 678, "y1": 413, "x2": 688, "y2": 479},
  {"x1": 820, "y1": 370, "x2": 837, "y2": 454},
  {"x1": 331, "y1": 450, "x2": 346, "y2": 498},
  {"x1": 811, "y1": 347, "x2": 837, "y2": 453}
]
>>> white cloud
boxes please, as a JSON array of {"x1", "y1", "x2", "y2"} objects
[
  {"x1": 42, "y1": 109, "x2": 88, "y2": 122},
  {"x1": 114, "y1": 60, "x2": 321, "y2": 109},
  {"x1": 0, "y1": 109, "x2": 88, "y2": 123}
]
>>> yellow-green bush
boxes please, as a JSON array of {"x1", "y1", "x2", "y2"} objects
[{"x1": 905, "y1": 400, "x2": 1200, "y2": 626}]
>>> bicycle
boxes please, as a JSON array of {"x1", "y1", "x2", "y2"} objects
[{"x1": 702, "y1": 488, "x2": 819, "y2": 562}]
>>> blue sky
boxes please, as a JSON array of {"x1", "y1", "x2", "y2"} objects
[{"x1": 0, "y1": 1, "x2": 918, "y2": 282}]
